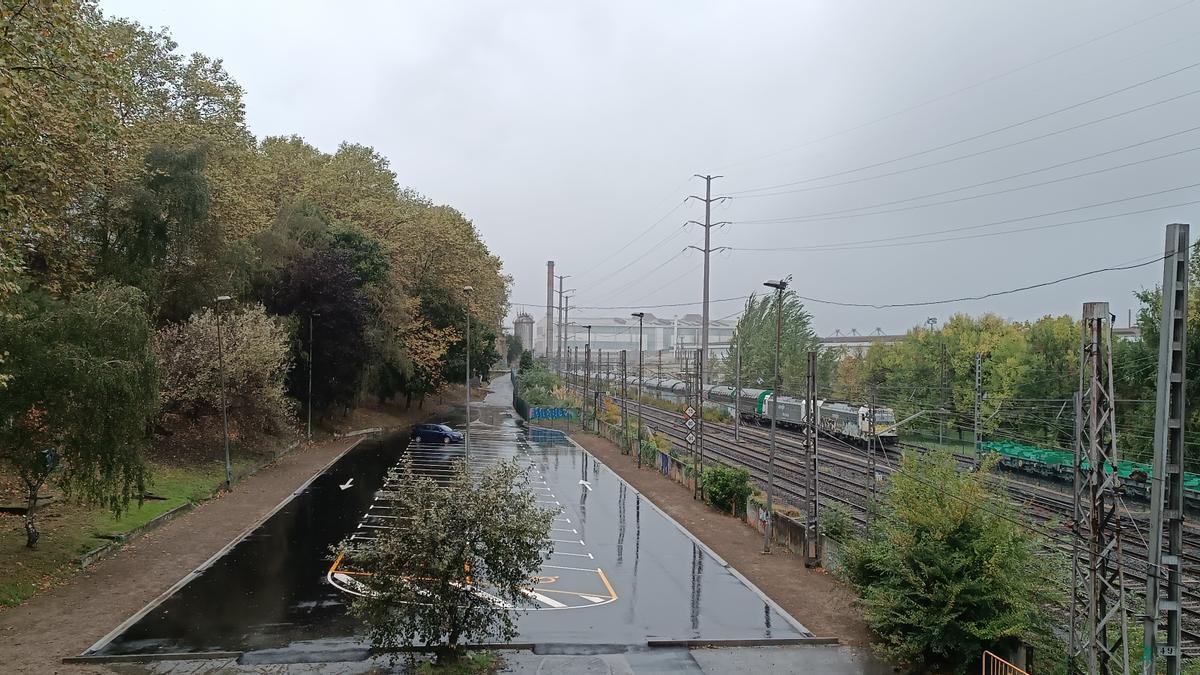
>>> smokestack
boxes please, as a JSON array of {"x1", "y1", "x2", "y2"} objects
[{"x1": 546, "y1": 261, "x2": 555, "y2": 357}]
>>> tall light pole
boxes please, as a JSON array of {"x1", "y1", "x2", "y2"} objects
[
  {"x1": 632, "y1": 312, "x2": 645, "y2": 468},
  {"x1": 463, "y1": 286, "x2": 473, "y2": 462},
  {"x1": 214, "y1": 295, "x2": 233, "y2": 491},
  {"x1": 582, "y1": 324, "x2": 593, "y2": 428},
  {"x1": 307, "y1": 312, "x2": 320, "y2": 441},
  {"x1": 734, "y1": 329, "x2": 742, "y2": 443},
  {"x1": 762, "y1": 278, "x2": 789, "y2": 553}
]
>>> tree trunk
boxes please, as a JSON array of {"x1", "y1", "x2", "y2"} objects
[{"x1": 24, "y1": 486, "x2": 40, "y2": 549}]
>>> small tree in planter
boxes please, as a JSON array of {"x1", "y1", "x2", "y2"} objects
[{"x1": 334, "y1": 457, "x2": 556, "y2": 666}]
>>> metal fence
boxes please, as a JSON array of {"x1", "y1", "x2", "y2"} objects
[{"x1": 981, "y1": 651, "x2": 1028, "y2": 675}]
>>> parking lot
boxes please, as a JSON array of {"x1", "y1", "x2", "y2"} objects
[{"x1": 84, "y1": 378, "x2": 808, "y2": 660}]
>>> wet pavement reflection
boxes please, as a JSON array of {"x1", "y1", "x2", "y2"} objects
[{"x1": 90, "y1": 378, "x2": 806, "y2": 658}]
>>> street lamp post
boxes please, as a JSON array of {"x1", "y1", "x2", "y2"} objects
[
  {"x1": 463, "y1": 286, "x2": 473, "y2": 463},
  {"x1": 734, "y1": 330, "x2": 742, "y2": 443},
  {"x1": 762, "y1": 278, "x2": 789, "y2": 553},
  {"x1": 308, "y1": 313, "x2": 320, "y2": 441},
  {"x1": 214, "y1": 295, "x2": 233, "y2": 491},
  {"x1": 582, "y1": 324, "x2": 593, "y2": 429},
  {"x1": 631, "y1": 313, "x2": 645, "y2": 467}
]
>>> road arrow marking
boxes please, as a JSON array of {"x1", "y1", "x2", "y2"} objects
[{"x1": 340, "y1": 478, "x2": 354, "y2": 491}]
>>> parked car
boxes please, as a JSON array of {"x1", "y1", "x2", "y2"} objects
[{"x1": 410, "y1": 423, "x2": 464, "y2": 444}]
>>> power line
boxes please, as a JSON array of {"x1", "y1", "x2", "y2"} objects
[
  {"x1": 729, "y1": 60, "x2": 1200, "y2": 195},
  {"x1": 732, "y1": 143, "x2": 1200, "y2": 225},
  {"x1": 572, "y1": 197, "x2": 688, "y2": 282},
  {"x1": 715, "y1": 0, "x2": 1198, "y2": 172},
  {"x1": 726, "y1": 87, "x2": 1200, "y2": 201},
  {"x1": 788, "y1": 251, "x2": 1180, "y2": 310},
  {"x1": 520, "y1": 245, "x2": 1183, "y2": 313},
  {"x1": 733, "y1": 190, "x2": 1200, "y2": 252}
]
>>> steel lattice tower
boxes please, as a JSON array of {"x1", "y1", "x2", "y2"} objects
[
  {"x1": 1143, "y1": 223, "x2": 1189, "y2": 674},
  {"x1": 1069, "y1": 301, "x2": 1130, "y2": 675}
]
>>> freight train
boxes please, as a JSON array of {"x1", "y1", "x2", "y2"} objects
[{"x1": 580, "y1": 371, "x2": 899, "y2": 446}]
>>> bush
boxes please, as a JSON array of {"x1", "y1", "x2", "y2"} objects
[
  {"x1": 156, "y1": 303, "x2": 295, "y2": 437},
  {"x1": 819, "y1": 504, "x2": 852, "y2": 542},
  {"x1": 702, "y1": 464, "x2": 752, "y2": 515},
  {"x1": 842, "y1": 450, "x2": 1062, "y2": 672}
]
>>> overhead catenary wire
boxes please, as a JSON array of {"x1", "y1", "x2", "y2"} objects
[
  {"x1": 733, "y1": 195, "x2": 1200, "y2": 252},
  {"x1": 728, "y1": 60, "x2": 1200, "y2": 196},
  {"x1": 726, "y1": 86, "x2": 1200, "y2": 207},
  {"x1": 715, "y1": 0, "x2": 1199, "y2": 172},
  {"x1": 731, "y1": 144, "x2": 1200, "y2": 225}
]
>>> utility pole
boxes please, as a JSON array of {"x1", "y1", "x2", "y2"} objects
[
  {"x1": 687, "y1": 174, "x2": 730, "y2": 387},
  {"x1": 867, "y1": 387, "x2": 877, "y2": 523},
  {"x1": 633, "y1": 313, "x2": 645, "y2": 468},
  {"x1": 464, "y1": 286, "x2": 473, "y2": 464},
  {"x1": 1069, "y1": 301, "x2": 1130, "y2": 675},
  {"x1": 555, "y1": 275, "x2": 569, "y2": 373},
  {"x1": 695, "y1": 347, "x2": 705, "y2": 501},
  {"x1": 926, "y1": 317, "x2": 942, "y2": 446},
  {"x1": 805, "y1": 350, "x2": 820, "y2": 567},
  {"x1": 621, "y1": 350, "x2": 629, "y2": 453},
  {"x1": 974, "y1": 352, "x2": 983, "y2": 456},
  {"x1": 1143, "y1": 223, "x2": 1189, "y2": 675},
  {"x1": 561, "y1": 294, "x2": 574, "y2": 374},
  {"x1": 584, "y1": 344, "x2": 591, "y2": 431},
  {"x1": 763, "y1": 278, "x2": 788, "y2": 553},
  {"x1": 734, "y1": 332, "x2": 742, "y2": 443},
  {"x1": 214, "y1": 295, "x2": 233, "y2": 491}
]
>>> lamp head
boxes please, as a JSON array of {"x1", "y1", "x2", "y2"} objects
[
  {"x1": 763, "y1": 279, "x2": 788, "y2": 291},
  {"x1": 631, "y1": 312, "x2": 644, "y2": 319}
]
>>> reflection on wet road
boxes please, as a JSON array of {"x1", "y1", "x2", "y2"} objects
[{"x1": 88, "y1": 377, "x2": 807, "y2": 658}]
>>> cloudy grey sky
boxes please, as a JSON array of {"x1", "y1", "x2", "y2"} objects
[{"x1": 101, "y1": 0, "x2": 1200, "y2": 335}]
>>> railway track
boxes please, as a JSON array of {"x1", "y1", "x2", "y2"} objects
[{"x1": 578, "y1": 387, "x2": 1200, "y2": 652}]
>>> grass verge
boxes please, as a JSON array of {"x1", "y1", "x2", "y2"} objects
[{"x1": 0, "y1": 456, "x2": 257, "y2": 608}]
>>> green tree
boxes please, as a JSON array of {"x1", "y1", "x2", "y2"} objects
[
  {"x1": 725, "y1": 289, "x2": 822, "y2": 393},
  {"x1": 519, "y1": 349, "x2": 535, "y2": 373},
  {"x1": 843, "y1": 450, "x2": 1062, "y2": 671},
  {"x1": 0, "y1": 283, "x2": 159, "y2": 548},
  {"x1": 155, "y1": 303, "x2": 295, "y2": 437},
  {"x1": 336, "y1": 457, "x2": 555, "y2": 666},
  {"x1": 507, "y1": 334, "x2": 524, "y2": 365}
]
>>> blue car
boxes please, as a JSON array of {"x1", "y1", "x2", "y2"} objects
[{"x1": 410, "y1": 423, "x2": 464, "y2": 445}]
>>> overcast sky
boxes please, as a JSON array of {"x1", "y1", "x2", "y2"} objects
[{"x1": 101, "y1": 0, "x2": 1200, "y2": 335}]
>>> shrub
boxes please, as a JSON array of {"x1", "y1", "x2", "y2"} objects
[
  {"x1": 842, "y1": 450, "x2": 1062, "y2": 672},
  {"x1": 819, "y1": 504, "x2": 852, "y2": 542},
  {"x1": 702, "y1": 464, "x2": 752, "y2": 515},
  {"x1": 156, "y1": 303, "x2": 295, "y2": 436}
]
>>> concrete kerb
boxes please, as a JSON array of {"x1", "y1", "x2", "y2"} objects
[
  {"x1": 562, "y1": 434, "x2": 827, "y2": 643},
  {"x1": 646, "y1": 638, "x2": 840, "y2": 648},
  {"x1": 333, "y1": 427, "x2": 383, "y2": 438},
  {"x1": 72, "y1": 436, "x2": 367, "y2": 662},
  {"x1": 63, "y1": 651, "x2": 243, "y2": 665}
]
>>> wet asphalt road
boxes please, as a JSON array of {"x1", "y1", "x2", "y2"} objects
[{"x1": 89, "y1": 378, "x2": 806, "y2": 659}]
